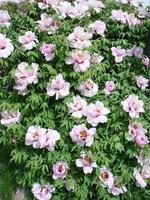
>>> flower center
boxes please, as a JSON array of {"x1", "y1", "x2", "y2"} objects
[
  {"x1": 80, "y1": 131, "x2": 87, "y2": 139},
  {"x1": 83, "y1": 155, "x2": 92, "y2": 163},
  {"x1": 33, "y1": 132, "x2": 39, "y2": 141},
  {"x1": 58, "y1": 165, "x2": 65, "y2": 173},
  {"x1": 85, "y1": 81, "x2": 94, "y2": 90},
  {"x1": 40, "y1": 186, "x2": 47, "y2": 193},
  {"x1": 101, "y1": 172, "x2": 109, "y2": 179}
]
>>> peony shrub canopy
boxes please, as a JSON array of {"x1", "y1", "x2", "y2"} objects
[{"x1": 0, "y1": 0, "x2": 150, "y2": 199}]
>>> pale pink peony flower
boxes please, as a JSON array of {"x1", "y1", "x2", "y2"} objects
[
  {"x1": 42, "y1": 129, "x2": 60, "y2": 151},
  {"x1": 111, "y1": 46, "x2": 126, "y2": 63},
  {"x1": 46, "y1": 74, "x2": 70, "y2": 100},
  {"x1": 75, "y1": 152, "x2": 97, "y2": 174},
  {"x1": 90, "y1": 53, "x2": 104, "y2": 64},
  {"x1": 135, "y1": 75, "x2": 149, "y2": 90},
  {"x1": 121, "y1": 94, "x2": 144, "y2": 118},
  {"x1": 65, "y1": 50, "x2": 91, "y2": 72},
  {"x1": 107, "y1": 178, "x2": 127, "y2": 196},
  {"x1": 67, "y1": 96, "x2": 87, "y2": 118},
  {"x1": 0, "y1": 33, "x2": 14, "y2": 58},
  {"x1": 124, "y1": 12, "x2": 140, "y2": 27},
  {"x1": 32, "y1": 183, "x2": 55, "y2": 200},
  {"x1": 143, "y1": 57, "x2": 150, "y2": 67},
  {"x1": 133, "y1": 166, "x2": 150, "y2": 188},
  {"x1": 128, "y1": 122, "x2": 147, "y2": 142},
  {"x1": 104, "y1": 81, "x2": 116, "y2": 95},
  {"x1": 136, "y1": 151, "x2": 150, "y2": 167},
  {"x1": 128, "y1": 122, "x2": 149, "y2": 147},
  {"x1": 72, "y1": 1, "x2": 89, "y2": 19},
  {"x1": 85, "y1": 101, "x2": 110, "y2": 126},
  {"x1": 68, "y1": 26, "x2": 92, "y2": 49},
  {"x1": 99, "y1": 167, "x2": 114, "y2": 188},
  {"x1": 111, "y1": 10, "x2": 140, "y2": 26},
  {"x1": 127, "y1": 46, "x2": 143, "y2": 58},
  {"x1": 37, "y1": 13, "x2": 60, "y2": 34},
  {"x1": 132, "y1": 46, "x2": 143, "y2": 58},
  {"x1": 52, "y1": 161, "x2": 68, "y2": 179},
  {"x1": 14, "y1": 62, "x2": 39, "y2": 95},
  {"x1": 70, "y1": 124, "x2": 96, "y2": 146},
  {"x1": 87, "y1": 0, "x2": 105, "y2": 13},
  {"x1": 0, "y1": 110, "x2": 21, "y2": 126},
  {"x1": 138, "y1": 7, "x2": 149, "y2": 19},
  {"x1": 89, "y1": 20, "x2": 106, "y2": 37},
  {"x1": 38, "y1": 0, "x2": 59, "y2": 9},
  {"x1": 25, "y1": 126, "x2": 47, "y2": 149},
  {"x1": 0, "y1": 10, "x2": 11, "y2": 26},
  {"x1": 18, "y1": 31, "x2": 39, "y2": 50},
  {"x1": 135, "y1": 134, "x2": 149, "y2": 147},
  {"x1": 111, "y1": 9, "x2": 126, "y2": 23},
  {"x1": 56, "y1": 2, "x2": 75, "y2": 18},
  {"x1": 77, "y1": 79, "x2": 98, "y2": 97},
  {"x1": 40, "y1": 43, "x2": 56, "y2": 61}
]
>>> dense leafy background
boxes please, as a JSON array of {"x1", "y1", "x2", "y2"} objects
[{"x1": 0, "y1": 0, "x2": 150, "y2": 199}]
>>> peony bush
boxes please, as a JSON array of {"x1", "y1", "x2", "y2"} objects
[{"x1": 0, "y1": 0, "x2": 150, "y2": 199}]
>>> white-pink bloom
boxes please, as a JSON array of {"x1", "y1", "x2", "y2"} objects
[
  {"x1": 14, "y1": 62, "x2": 39, "y2": 95},
  {"x1": 87, "y1": 0, "x2": 105, "y2": 13},
  {"x1": 124, "y1": 12, "x2": 140, "y2": 27},
  {"x1": 135, "y1": 75, "x2": 149, "y2": 90},
  {"x1": 77, "y1": 79, "x2": 98, "y2": 97},
  {"x1": 0, "y1": 110, "x2": 21, "y2": 126},
  {"x1": 25, "y1": 126, "x2": 47, "y2": 149},
  {"x1": 18, "y1": 31, "x2": 39, "y2": 50},
  {"x1": 132, "y1": 46, "x2": 143, "y2": 58},
  {"x1": 67, "y1": 96, "x2": 87, "y2": 118},
  {"x1": 128, "y1": 122, "x2": 147, "y2": 142},
  {"x1": 42, "y1": 129, "x2": 60, "y2": 151},
  {"x1": 56, "y1": 2, "x2": 75, "y2": 18},
  {"x1": 52, "y1": 161, "x2": 68, "y2": 179},
  {"x1": 38, "y1": 0, "x2": 59, "y2": 9},
  {"x1": 111, "y1": 46, "x2": 126, "y2": 63},
  {"x1": 133, "y1": 166, "x2": 150, "y2": 188},
  {"x1": 107, "y1": 178, "x2": 127, "y2": 196},
  {"x1": 126, "y1": 46, "x2": 143, "y2": 58},
  {"x1": 128, "y1": 122, "x2": 149, "y2": 147},
  {"x1": 32, "y1": 183, "x2": 55, "y2": 200},
  {"x1": 104, "y1": 81, "x2": 116, "y2": 95},
  {"x1": 65, "y1": 50, "x2": 91, "y2": 72},
  {"x1": 0, "y1": 33, "x2": 14, "y2": 58},
  {"x1": 136, "y1": 151, "x2": 150, "y2": 167},
  {"x1": 138, "y1": 7, "x2": 149, "y2": 19},
  {"x1": 37, "y1": 13, "x2": 60, "y2": 34},
  {"x1": 89, "y1": 20, "x2": 106, "y2": 37},
  {"x1": 75, "y1": 152, "x2": 97, "y2": 174},
  {"x1": 70, "y1": 124, "x2": 96, "y2": 146},
  {"x1": 143, "y1": 57, "x2": 150, "y2": 67},
  {"x1": 72, "y1": 1, "x2": 89, "y2": 19},
  {"x1": 40, "y1": 43, "x2": 56, "y2": 61},
  {"x1": 111, "y1": 9, "x2": 126, "y2": 23},
  {"x1": 99, "y1": 167, "x2": 114, "y2": 188},
  {"x1": 90, "y1": 53, "x2": 104, "y2": 64},
  {"x1": 0, "y1": 10, "x2": 11, "y2": 26},
  {"x1": 135, "y1": 134, "x2": 149, "y2": 147},
  {"x1": 85, "y1": 101, "x2": 110, "y2": 126},
  {"x1": 68, "y1": 26, "x2": 92, "y2": 49},
  {"x1": 121, "y1": 94, "x2": 144, "y2": 118},
  {"x1": 46, "y1": 74, "x2": 70, "y2": 100}
]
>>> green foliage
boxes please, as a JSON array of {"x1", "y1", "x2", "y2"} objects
[
  {"x1": 0, "y1": 0, "x2": 150, "y2": 199},
  {"x1": 0, "y1": 147, "x2": 14, "y2": 200}
]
